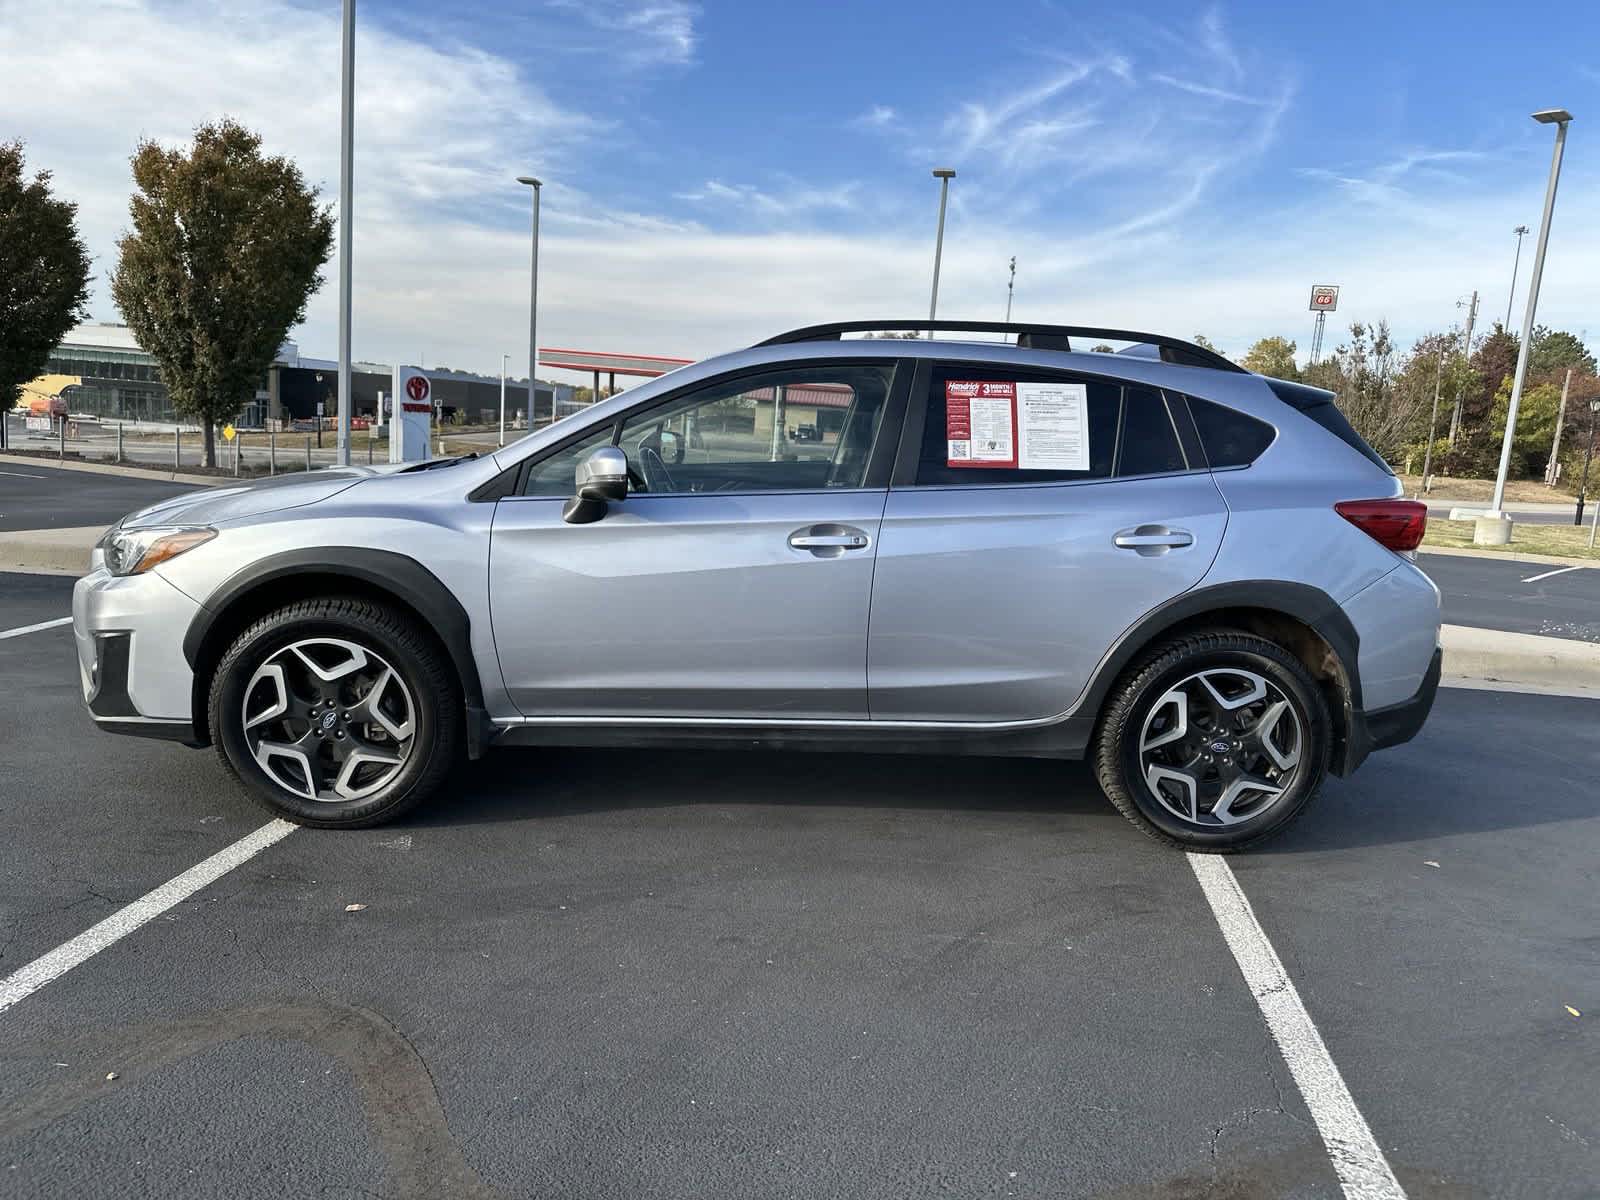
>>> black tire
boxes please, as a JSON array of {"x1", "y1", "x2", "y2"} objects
[
  {"x1": 1093, "y1": 630, "x2": 1331, "y2": 852},
  {"x1": 209, "y1": 596, "x2": 461, "y2": 828}
]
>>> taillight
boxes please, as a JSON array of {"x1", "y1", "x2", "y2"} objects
[{"x1": 1335, "y1": 499, "x2": 1428, "y2": 552}]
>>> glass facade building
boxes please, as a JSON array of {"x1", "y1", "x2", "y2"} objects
[{"x1": 36, "y1": 324, "x2": 574, "y2": 429}]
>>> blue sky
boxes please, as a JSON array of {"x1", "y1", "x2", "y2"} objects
[{"x1": 6, "y1": 0, "x2": 1599, "y2": 381}]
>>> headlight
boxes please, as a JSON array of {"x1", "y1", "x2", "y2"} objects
[{"x1": 97, "y1": 525, "x2": 217, "y2": 576}]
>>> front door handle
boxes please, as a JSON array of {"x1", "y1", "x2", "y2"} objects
[
  {"x1": 789, "y1": 525, "x2": 871, "y2": 558},
  {"x1": 1114, "y1": 525, "x2": 1194, "y2": 556}
]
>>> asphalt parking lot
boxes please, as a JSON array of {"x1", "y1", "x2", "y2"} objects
[
  {"x1": 0, "y1": 461, "x2": 198, "y2": 532},
  {"x1": 1, "y1": 567, "x2": 1596, "y2": 1199}
]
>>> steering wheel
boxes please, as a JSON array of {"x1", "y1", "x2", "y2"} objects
[{"x1": 639, "y1": 445, "x2": 676, "y2": 493}]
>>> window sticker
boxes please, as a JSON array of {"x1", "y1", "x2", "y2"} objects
[
  {"x1": 946, "y1": 380, "x2": 1016, "y2": 467},
  {"x1": 1016, "y1": 381, "x2": 1089, "y2": 470}
]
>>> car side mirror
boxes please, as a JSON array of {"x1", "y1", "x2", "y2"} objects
[{"x1": 563, "y1": 445, "x2": 628, "y2": 524}]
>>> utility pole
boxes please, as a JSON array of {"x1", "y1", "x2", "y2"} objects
[
  {"x1": 1546, "y1": 367, "x2": 1571, "y2": 485},
  {"x1": 1004, "y1": 255, "x2": 1016, "y2": 323},
  {"x1": 1419, "y1": 333, "x2": 1447, "y2": 493},
  {"x1": 1447, "y1": 290, "x2": 1478, "y2": 446}
]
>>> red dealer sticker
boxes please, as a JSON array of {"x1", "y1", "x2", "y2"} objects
[{"x1": 946, "y1": 380, "x2": 1016, "y2": 467}]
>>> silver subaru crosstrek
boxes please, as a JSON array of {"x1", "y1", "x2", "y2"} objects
[{"x1": 73, "y1": 321, "x2": 1441, "y2": 851}]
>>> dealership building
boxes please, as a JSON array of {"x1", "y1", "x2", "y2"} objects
[{"x1": 39, "y1": 324, "x2": 578, "y2": 428}]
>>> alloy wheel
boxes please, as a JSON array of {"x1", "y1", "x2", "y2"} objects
[
  {"x1": 1137, "y1": 667, "x2": 1304, "y2": 828},
  {"x1": 240, "y1": 637, "x2": 416, "y2": 803}
]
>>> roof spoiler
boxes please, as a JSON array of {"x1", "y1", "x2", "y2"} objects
[{"x1": 755, "y1": 320, "x2": 1244, "y2": 373}]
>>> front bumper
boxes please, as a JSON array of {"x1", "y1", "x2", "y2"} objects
[
  {"x1": 73, "y1": 566, "x2": 205, "y2": 743},
  {"x1": 1339, "y1": 643, "x2": 1442, "y2": 775}
]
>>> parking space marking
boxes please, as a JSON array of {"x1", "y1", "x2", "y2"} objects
[
  {"x1": 0, "y1": 616, "x2": 72, "y2": 640},
  {"x1": 1521, "y1": 565, "x2": 1584, "y2": 583},
  {"x1": 0, "y1": 469, "x2": 48, "y2": 479},
  {"x1": 1188, "y1": 853, "x2": 1406, "y2": 1200},
  {"x1": 0, "y1": 819, "x2": 297, "y2": 1017}
]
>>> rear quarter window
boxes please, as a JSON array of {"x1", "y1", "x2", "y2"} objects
[{"x1": 1188, "y1": 396, "x2": 1277, "y2": 468}]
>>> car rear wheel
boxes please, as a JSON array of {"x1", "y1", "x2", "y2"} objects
[
  {"x1": 1093, "y1": 631, "x2": 1331, "y2": 852},
  {"x1": 209, "y1": 597, "x2": 461, "y2": 827}
]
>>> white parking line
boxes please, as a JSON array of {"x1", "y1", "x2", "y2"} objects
[
  {"x1": 1188, "y1": 853, "x2": 1406, "y2": 1200},
  {"x1": 0, "y1": 469, "x2": 48, "y2": 478},
  {"x1": 0, "y1": 616, "x2": 72, "y2": 640},
  {"x1": 0, "y1": 820, "x2": 297, "y2": 1017},
  {"x1": 1521, "y1": 565, "x2": 1583, "y2": 583}
]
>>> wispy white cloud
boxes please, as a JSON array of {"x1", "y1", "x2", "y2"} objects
[
  {"x1": 1149, "y1": 74, "x2": 1274, "y2": 107},
  {"x1": 545, "y1": 0, "x2": 699, "y2": 67},
  {"x1": 675, "y1": 178, "x2": 860, "y2": 217},
  {"x1": 852, "y1": 105, "x2": 899, "y2": 130}
]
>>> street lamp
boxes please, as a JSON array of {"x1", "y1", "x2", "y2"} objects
[
  {"x1": 499, "y1": 353, "x2": 508, "y2": 447},
  {"x1": 928, "y1": 168, "x2": 956, "y2": 327},
  {"x1": 517, "y1": 175, "x2": 543, "y2": 429},
  {"x1": 1483, "y1": 108, "x2": 1572, "y2": 534},
  {"x1": 334, "y1": 0, "x2": 355, "y2": 466},
  {"x1": 1505, "y1": 224, "x2": 1529, "y2": 329}
]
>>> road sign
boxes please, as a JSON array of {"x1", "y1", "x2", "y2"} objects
[
  {"x1": 222, "y1": 424, "x2": 236, "y2": 442},
  {"x1": 1309, "y1": 285, "x2": 1340, "y2": 312}
]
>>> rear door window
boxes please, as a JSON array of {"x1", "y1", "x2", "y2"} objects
[{"x1": 910, "y1": 364, "x2": 1190, "y2": 486}]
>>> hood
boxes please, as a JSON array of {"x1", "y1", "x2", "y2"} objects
[{"x1": 119, "y1": 466, "x2": 383, "y2": 528}]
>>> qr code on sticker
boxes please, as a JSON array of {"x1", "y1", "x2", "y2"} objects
[{"x1": 948, "y1": 440, "x2": 971, "y2": 460}]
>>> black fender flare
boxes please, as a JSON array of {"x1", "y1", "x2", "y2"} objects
[
  {"x1": 1076, "y1": 577, "x2": 1363, "y2": 724},
  {"x1": 182, "y1": 547, "x2": 489, "y2": 749}
]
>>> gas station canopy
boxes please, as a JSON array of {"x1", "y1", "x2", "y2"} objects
[{"x1": 537, "y1": 348, "x2": 693, "y2": 378}]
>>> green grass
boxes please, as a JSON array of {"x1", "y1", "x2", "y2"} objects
[{"x1": 1424, "y1": 519, "x2": 1600, "y2": 561}]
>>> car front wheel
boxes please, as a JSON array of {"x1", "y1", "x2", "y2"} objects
[
  {"x1": 1093, "y1": 631, "x2": 1331, "y2": 852},
  {"x1": 209, "y1": 597, "x2": 461, "y2": 827}
]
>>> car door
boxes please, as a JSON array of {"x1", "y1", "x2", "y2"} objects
[
  {"x1": 867, "y1": 359, "x2": 1229, "y2": 723},
  {"x1": 489, "y1": 359, "x2": 907, "y2": 719}
]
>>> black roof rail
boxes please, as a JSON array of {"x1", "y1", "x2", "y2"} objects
[{"x1": 755, "y1": 319, "x2": 1245, "y2": 373}]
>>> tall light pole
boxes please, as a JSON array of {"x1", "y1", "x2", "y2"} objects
[
  {"x1": 1486, "y1": 108, "x2": 1572, "y2": 527},
  {"x1": 517, "y1": 176, "x2": 543, "y2": 428},
  {"x1": 1004, "y1": 255, "x2": 1016, "y2": 322},
  {"x1": 334, "y1": 0, "x2": 355, "y2": 466},
  {"x1": 928, "y1": 168, "x2": 956, "y2": 327},
  {"x1": 1505, "y1": 224, "x2": 1529, "y2": 329},
  {"x1": 499, "y1": 353, "x2": 508, "y2": 448}
]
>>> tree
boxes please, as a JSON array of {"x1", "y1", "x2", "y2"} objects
[
  {"x1": 1192, "y1": 333, "x2": 1218, "y2": 351},
  {"x1": 1528, "y1": 326, "x2": 1596, "y2": 378},
  {"x1": 112, "y1": 119, "x2": 333, "y2": 466},
  {"x1": 1240, "y1": 336, "x2": 1299, "y2": 380},
  {"x1": 1316, "y1": 320, "x2": 1424, "y2": 462},
  {"x1": 0, "y1": 142, "x2": 92, "y2": 450}
]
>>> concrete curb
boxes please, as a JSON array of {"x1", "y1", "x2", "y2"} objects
[
  {"x1": 0, "y1": 526, "x2": 105, "y2": 576},
  {"x1": 1420, "y1": 544, "x2": 1598, "y2": 569},
  {"x1": 1440, "y1": 623, "x2": 1600, "y2": 695},
  {"x1": 0, "y1": 452, "x2": 219, "y2": 487}
]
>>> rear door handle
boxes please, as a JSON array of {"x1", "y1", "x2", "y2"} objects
[
  {"x1": 1114, "y1": 526, "x2": 1193, "y2": 555},
  {"x1": 789, "y1": 525, "x2": 871, "y2": 557}
]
